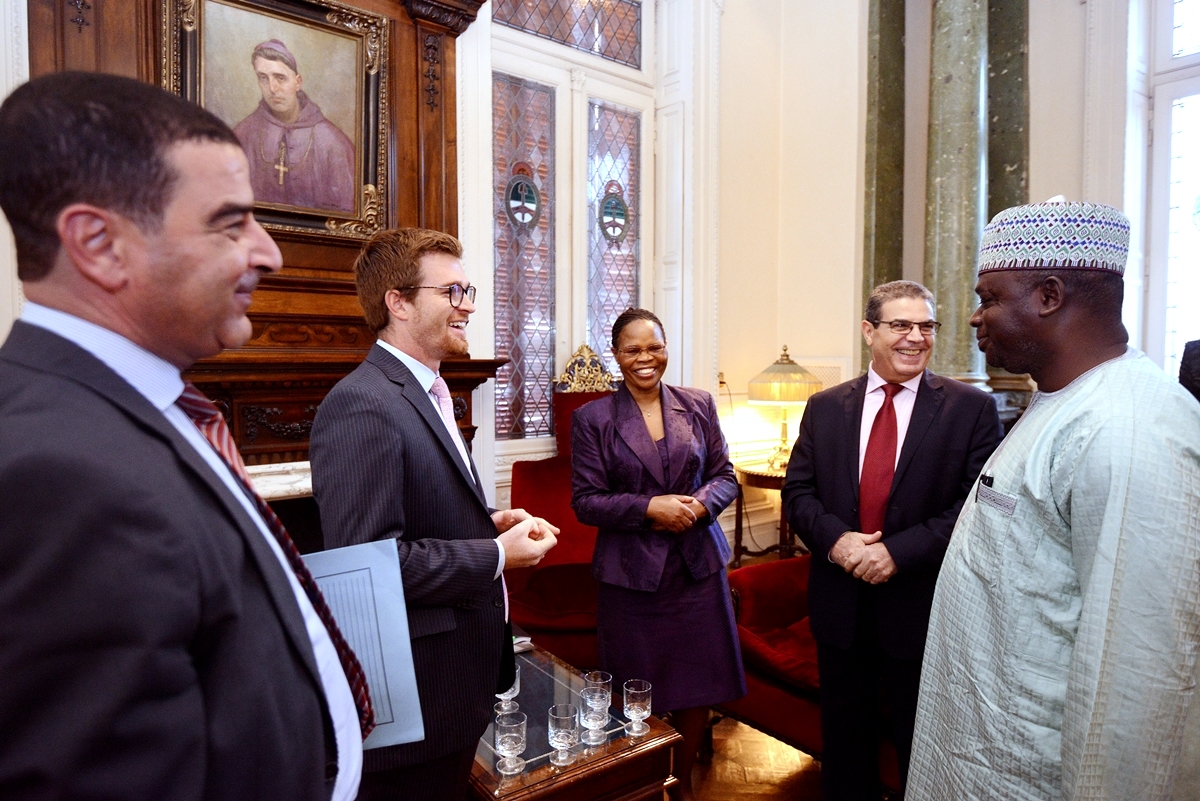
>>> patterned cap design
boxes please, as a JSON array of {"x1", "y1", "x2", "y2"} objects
[{"x1": 978, "y1": 200, "x2": 1130, "y2": 275}]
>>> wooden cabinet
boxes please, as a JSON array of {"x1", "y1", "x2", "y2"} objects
[{"x1": 27, "y1": 0, "x2": 498, "y2": 464}]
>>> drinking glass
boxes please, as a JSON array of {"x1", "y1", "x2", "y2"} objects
[
  {"x1": 623, "y1": 679, "x2": 652, "y2": 736},
  {"x1": 583, "y1": 670, "x2": 612, "y2": 694},
  {"x1": 493, "y1": 712, "x2": 527, "y2": 776},
  {"x1": 547, "y1": 703, "x2": 580, "y2": 766},
  {"x1": 580, "y1": 685, "x2": 611, "y2": 746},
  {"x1": 495, "y1": 664, "x2": 520, "y2": 714}
]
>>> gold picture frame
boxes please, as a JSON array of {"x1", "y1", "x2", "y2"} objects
[{"x1": 162, "y1": 0, "x2": 389, "y2": 240}]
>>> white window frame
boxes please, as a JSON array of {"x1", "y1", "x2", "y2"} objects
[
  {"x1": 1154, "y1": 0, "x2": 1200, "y2": 74},
  {"x1": 491, "y1": 14, "x2": 658, "y2": 458},
  {"x1": 1145, "y1": 0, "x2": 1200, "y2": 370}
]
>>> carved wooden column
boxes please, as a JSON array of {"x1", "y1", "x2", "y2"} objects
[{"x1": 400, "y1": 0, "x2": 485, "y2": 235}]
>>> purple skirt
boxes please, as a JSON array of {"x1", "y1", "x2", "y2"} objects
[{"x1": 596, "y1": 546, "x2": 746, "y2": 712}]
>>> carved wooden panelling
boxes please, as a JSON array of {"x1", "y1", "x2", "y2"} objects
[{"x1": 27, "y1": 0, "x2": 492, "y2": 462}]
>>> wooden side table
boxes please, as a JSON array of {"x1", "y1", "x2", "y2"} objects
[
  {"x1": 470, "y1": 648, "x2": 681, "y2": 801},
  {"x1": 732, "y1": 462, "x2": 795, "y2": 568}
]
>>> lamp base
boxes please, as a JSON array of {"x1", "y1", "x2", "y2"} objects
[
  {"x1": 765, "y1": 417, "x2": 792, "y2": 471},
  {"x1": 765, "y1": 441, "x2": 790, "y2": 471}
]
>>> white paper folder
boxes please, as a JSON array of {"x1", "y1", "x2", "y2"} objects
[{"x1": 302, "y1": 539, "x2": 424, "y2": 749}]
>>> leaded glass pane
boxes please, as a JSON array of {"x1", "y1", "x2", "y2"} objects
[
  {"x1": 493, "y1": 73, "x2": 556, "y2": 440},
  {"x1": 586, "y1": 100, "x2": 641, "y2": 377},
  {"x1": 493, "y1": 0, "x2": 642, "y2": 70}
]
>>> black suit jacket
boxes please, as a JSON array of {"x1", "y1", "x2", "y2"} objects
[
  {"x1": 782, "y1": 370, "x2": 1001, "y2": 659},
  {"x1": 0, "y1": 322, "x2": 338, "y2": 801},
  {"x1": 310, "y1": 344, "x2": 508, "y2": 771}
]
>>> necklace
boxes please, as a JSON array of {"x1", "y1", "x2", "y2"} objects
[
  {"x1": 637, "y1": 400, "x2": 660, "y2": 417},
  {"x1": 259, "y1": 124, "x2": 316, "y2": 186}
]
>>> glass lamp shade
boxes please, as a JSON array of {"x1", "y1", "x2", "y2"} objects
[
  {"x1": 746, "y1": 346, "x2": 822, "y2": 407},
  {"x1": 746, "y1": 346, "x2": 822, "y2": 470}
]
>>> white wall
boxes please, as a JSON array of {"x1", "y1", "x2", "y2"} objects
[
  {"x1": 718, "y1": 0, "x2": 866, "y2": 399},
  {"x1": 0, "y1": 1, "x2": 28, "y2": 340},
  {"x1": 1029, "y1": 0, "x2": 1089, "y2": 202}
]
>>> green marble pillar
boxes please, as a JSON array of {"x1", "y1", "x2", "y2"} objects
[
  {"x1": 986, "y1": 0, "x2": 1035, "y2": 397},
  {"x1": 923, "y1": 0, "x2": 989, "y2": 387},
  {"x1": 861, "y1": 0, "x2": 906, "y2": 370}
]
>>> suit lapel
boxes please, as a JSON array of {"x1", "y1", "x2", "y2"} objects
[
  {"x1": 843, "y1": 376, "x2": 868, "y2": 496},
  {"x1": 661, "y1": 385, "x2": 693, "y2": 493},
  {"x1": 4, "y1": 323, "x2": 325, "y2": 689},
  {"x1": 368, "y1": 346, "x2": 489, "y2": 507},
  {"x1": 892, "y1": 370, "x2": 944, "y2": 492},
  {"x1": 615, "y1": 384, "x2": 667, "y2": 488}
]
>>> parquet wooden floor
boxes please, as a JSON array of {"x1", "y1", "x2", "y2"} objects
[{"x1": 691, "y1": 718, "x2": 822, "y2": 800}]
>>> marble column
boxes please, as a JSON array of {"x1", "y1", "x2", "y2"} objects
[
  {"x1": 861, "y1": 0, "x2": 906, "y2": 369},
  {"x1": 923, "y1": 0, "x2": 989, "y2": 387},
  {"x1": 986, "y1": 0, "x2": 1036, "y2": 398}
]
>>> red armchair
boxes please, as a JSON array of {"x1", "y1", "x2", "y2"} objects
[
  {"x1": 505, "y1": 347, "x2": 615, "y2": 670},
  {"x1": 716, "y1": 555, "x2": 900, "y2": 791}
]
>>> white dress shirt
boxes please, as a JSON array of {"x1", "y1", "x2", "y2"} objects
[
  {"x1": 375, "y1": 339, "x2": 506, "y2": 579},
  {"x1": 858, "y1": 364, "x2": 924, "y2": 478},
  {"x1": 20, "y1": 303, "x2": 362, "y2": 801}
]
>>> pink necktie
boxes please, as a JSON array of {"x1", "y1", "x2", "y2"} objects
[
  {"x1": 859, "y1": 383, "x2": 902, "y2": 536},
  {"x1": 176, "y1": 382, "x2": 375, "y2": 738},
  {"x1": 432, "y1": 376, "x2": 509, "y2": 620},
  {"x1": 431, "y1": 375, "x2": 456, "y2": 424}
]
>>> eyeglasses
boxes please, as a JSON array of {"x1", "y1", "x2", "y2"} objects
[
  {"x1": 873, "y1": 319, "x2": 942, "y2": 336},
  {"x1": 615, "y1": 343, "x2": 667, "y2": 359},
  {"x1": 397, "y1": 284, "x2": 477, "y2": 308}
]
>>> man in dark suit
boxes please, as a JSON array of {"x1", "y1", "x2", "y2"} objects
[
  {"x1": 310, "y1": 227, "x2": 558, "y2": 801},
  {"x1": 0, "y1": 73, "x2": 368, "y2": 799},
  {"x1": 782, "y1": 280, "x2": 1002, "y2": 800}
]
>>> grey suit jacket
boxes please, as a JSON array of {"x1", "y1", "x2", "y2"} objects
[
  {"x1": 0, "y1": 321, "x2": 338, "y2": 801},
  {"x1": 310, "y1": 344, "x2": 507, "y2": 771}
]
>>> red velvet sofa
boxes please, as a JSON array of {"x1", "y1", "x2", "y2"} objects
[
  {"x1": 505, "y1": 389, "x2": 611, "y2": 671},
  {"x1": 717, "y1": 555, "x2": 901, "y2": 792}
]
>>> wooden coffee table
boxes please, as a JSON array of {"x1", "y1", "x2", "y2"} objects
[{"x1": 469, "y1": 648, "x2": 681, "y2": 801}]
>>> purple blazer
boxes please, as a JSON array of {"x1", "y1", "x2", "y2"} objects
[{"x1": 570, "y1": 383, "x2": 738, "y2": 592}]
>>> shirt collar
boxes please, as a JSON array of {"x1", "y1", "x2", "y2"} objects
[
  {"x1": 866, "y1": 363, "x2": 923, "y2": 395},
  {"x1": 20, "y1": 302, "x2": 183, "y2": 412},
  {"x1": 375, "y1": 338, "x2": 438, "y2": 392}
]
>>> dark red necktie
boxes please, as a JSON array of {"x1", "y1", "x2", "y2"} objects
[
  {"x1": 176, "y1": 382, "x2": 375, "y2": 739},
  {"x1": 859, "y1": 383, "x2": 902, "y2": 536}
]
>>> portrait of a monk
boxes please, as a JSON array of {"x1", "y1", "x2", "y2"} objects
[{"x1": 234, "y1": 39, "x2": 357, "y2": 214}]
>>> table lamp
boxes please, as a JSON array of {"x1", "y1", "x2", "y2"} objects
[{"x1": 747, "y1": 346, "x2": 822, "y2": 470}]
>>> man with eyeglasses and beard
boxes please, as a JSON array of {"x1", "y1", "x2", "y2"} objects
[
  {"x1": 782, "y1": 280, "x2": 1002, "y2": 800},
  {"x1": 310, "y1": 227, "x2": 558, "y2": 801}
]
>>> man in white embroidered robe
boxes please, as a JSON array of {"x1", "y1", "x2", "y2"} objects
[{"x1": 908, "y1": 200, "x2": 1200, "y2": 801}]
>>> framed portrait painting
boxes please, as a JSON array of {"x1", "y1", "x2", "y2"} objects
[{"x1": 162, "y1": 0, "x2": 389, "y2": 240}]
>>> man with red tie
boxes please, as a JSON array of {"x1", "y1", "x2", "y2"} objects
[{"x1": 782, "y1": 280, "x2": 1002, "y2": 800}]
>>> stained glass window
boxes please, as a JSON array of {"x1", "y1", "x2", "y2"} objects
[
  {"x1": 493, "y1": 0, "x2": 642, "y2": 70},
  {"x1": 493, "y1": 73, "x2": 557, "y2": 440},
  {"x1": 586, "y1": 100, "x2": 641, "y2": 376}
]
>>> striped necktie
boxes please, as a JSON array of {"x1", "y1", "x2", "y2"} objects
[{"x1": 176, "y1": 382, "x2": 375, "y2": 738}]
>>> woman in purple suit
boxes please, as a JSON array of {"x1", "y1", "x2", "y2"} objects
[{"x1": 570, "y1": 308, "x2": 745, "y2": 800}]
